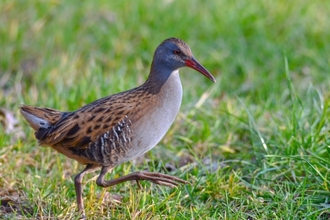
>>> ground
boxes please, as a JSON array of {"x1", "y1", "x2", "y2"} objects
[{"x1": 0, "y1": 0, "x2": 329, "y2": 219}]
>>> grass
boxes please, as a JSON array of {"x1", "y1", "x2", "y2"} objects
[{"x1": 0, "y1": 0, "x2": 329, "y2": 219}]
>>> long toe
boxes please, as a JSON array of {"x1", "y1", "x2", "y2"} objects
[{"x1": 136, "y1": 171, "x2": 189, "y2": 187}]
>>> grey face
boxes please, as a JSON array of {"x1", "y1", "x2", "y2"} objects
[
  {"x1": 152, "y1": 38, "x2": 216, "y2": 83},
  {"x1": 154, "y1": 38, "x2": 193, "y2": 71}
]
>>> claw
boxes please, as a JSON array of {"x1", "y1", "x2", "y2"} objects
[
  {"x1": 133, "y1": 171, "x2": 189, "y2": 187},
  {"x1": 136, "y1": 180, "x2": 143, "y2": 189}
]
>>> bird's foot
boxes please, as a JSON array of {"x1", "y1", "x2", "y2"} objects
[{"x1": 131, "y1": 171, "x2": 189, "y2": 188}]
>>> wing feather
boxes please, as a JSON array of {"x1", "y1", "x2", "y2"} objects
[{"x1": 38, "y1": 92, "x2": 140, "y2": 148}]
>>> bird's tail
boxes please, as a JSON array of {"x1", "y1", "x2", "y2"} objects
[{"x1": 20, "y1": 105, "x2": 63, "y2": 131}]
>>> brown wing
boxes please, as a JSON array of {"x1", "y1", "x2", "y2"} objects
[{"x1": 37, "y1": 88, "x2": 152, "y2": 149}]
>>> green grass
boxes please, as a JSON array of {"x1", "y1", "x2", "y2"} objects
[{"x1": 1, "y1": 0, "x2": 330, "y2": 219}]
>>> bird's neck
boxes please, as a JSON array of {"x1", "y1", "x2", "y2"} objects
[{"x1": 144, "y1": 63, "x2": 179, "y2": 94}]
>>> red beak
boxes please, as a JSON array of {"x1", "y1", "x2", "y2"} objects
[{"x1": 185, "y1": 57, "x2": 216, "y2": 83}]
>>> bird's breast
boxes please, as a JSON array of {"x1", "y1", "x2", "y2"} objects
[{"x1": 120, "y1": 70, "x2": 183, "y2": 162}]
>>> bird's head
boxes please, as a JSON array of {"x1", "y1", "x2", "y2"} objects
[{"x1": 152, "y1": 37, "x2": 216, "y2": 83}]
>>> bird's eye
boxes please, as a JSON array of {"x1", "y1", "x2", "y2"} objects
[{"x1": 173, "y1": 49, "x2": 181, "y2": 55}]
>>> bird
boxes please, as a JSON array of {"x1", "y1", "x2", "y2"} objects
[{"x1": 20, "y1": 37, "x2": 216, "y2": 218}]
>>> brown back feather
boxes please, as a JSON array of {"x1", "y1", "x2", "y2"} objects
[{"x1": 36, "y1": 87, "x2": 154, "y2": 149}]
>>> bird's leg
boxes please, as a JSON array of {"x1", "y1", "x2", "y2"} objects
[
  {"x1": 96, "y1": 166, "x2": 189, "y2": 188},
  {"x1": 135, "y1": 180, "x2": 143, "y2": 190},
  {"x1": 74, "y1": 164, "x2": 99, "y2": 219}
]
